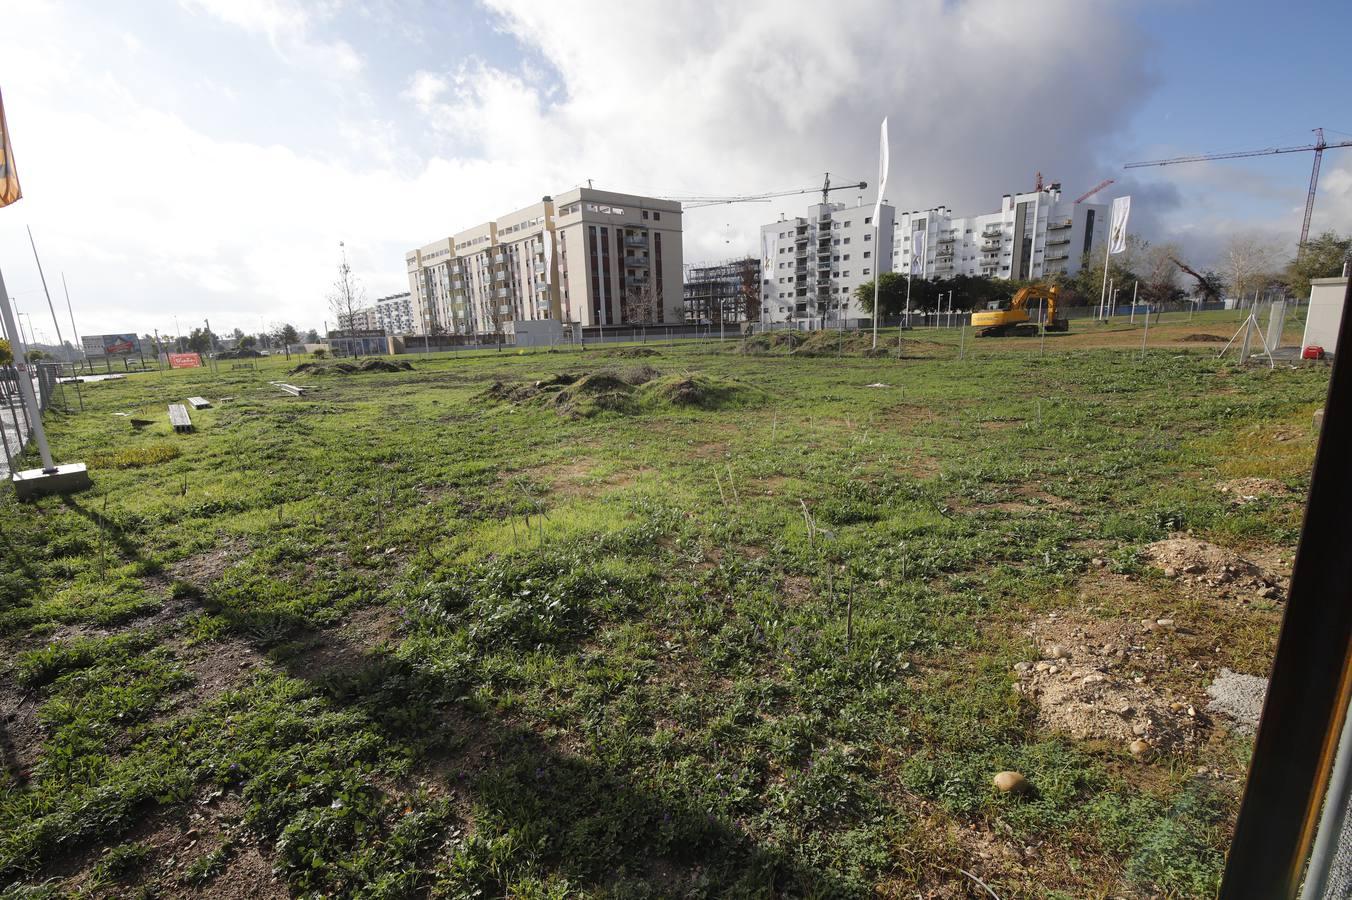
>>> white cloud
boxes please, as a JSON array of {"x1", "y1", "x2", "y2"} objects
[{"x1": 179, "y1": 0, "x2": 364, "y2": 77}]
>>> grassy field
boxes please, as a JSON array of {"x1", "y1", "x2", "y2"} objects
[{"x1": 0, "y1": 310, "x2": 1329, "y2": 898}]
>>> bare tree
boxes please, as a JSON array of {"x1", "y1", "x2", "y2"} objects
[
  {"x1": 327, "y1": 246, "x2": 367, "y2": 356},
  {"x1": 1222, "y1": 233, "x2": 1282, "y2": 303},
  {"x1": 1140, "y1": 241, "x2": 1183, "y2": 307},
  {"x1": 621, "y1": 280, "x2": 662, "y2": 325}
]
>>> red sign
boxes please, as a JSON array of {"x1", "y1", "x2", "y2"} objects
[{"x1": 168, "y1": 352, "x2": 202, "y2": 369}]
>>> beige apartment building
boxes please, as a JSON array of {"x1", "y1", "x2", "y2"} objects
[{"x1": 405, "y1": 188, "x2": 683, "y2": 335}]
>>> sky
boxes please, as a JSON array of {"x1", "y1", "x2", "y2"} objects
[{"x1": 0, "y1": 0, "x2": 1350, "y2": 342}]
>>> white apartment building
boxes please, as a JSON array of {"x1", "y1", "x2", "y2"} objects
[
  {"x1": 892, "y1": 184, "x2": 1106, "y2": 282},
  {"x1": 405, "y1": 188, "x2": 684, "y2": 335},
  {"x1": 373, "y1": 293, "x2": 414, "y2": 335},
  {"x1": 337, "y1": 306, "x2": 380, "y2": 332},
  {"x1": 759, "y1": 198, "x2": 896, "y2": 326}
]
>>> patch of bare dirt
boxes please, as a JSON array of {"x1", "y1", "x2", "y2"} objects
[
  {"x1": 1216, "y1": 477, "x2": 1291, "y2": 504},
  {"x1": 1181, "y1": 333, "x2": 1228, "y2": 343},
  {"x1": 171, "y1": 638, "x2": 262, "y2": 711},
  {"x1": 0, "y1": 674, "x2": 40, "y2": 788},
  {"x1": 1141, "y1": 534, "x2": 1286, "y2": 602},
  {"x1": 1015, "y1": 612, "x2": 1210, "y2": 754},
  {"x1": 781, "y1": 575, "x2": 814, "y2": 605},
  {"x1": 167, "y1": 538, "x2": 248, "y2": 586}
]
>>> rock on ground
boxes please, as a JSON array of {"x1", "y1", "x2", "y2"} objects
[
  {"x1": 1141, "y1": 534, "x2": 1286, "y2": 602},
  {"x1": 1206, "y1": 667, "x2": 1267, "y2": 734}
]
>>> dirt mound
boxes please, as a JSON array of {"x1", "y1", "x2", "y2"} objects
[
  {"x1": 791, "y1": 330, "x2": 896, "y2": 357},
  {"x1": 290, "y1": 359, "x2": 412, "y2": 376},
  {"x1": 740, "y1": 331, "x2": 806, "y2": 354},
  {"x1": 638, "y1": 373, "x2": 765, "y2": 410},
  {"x1": 1140, "y1": 534, "x2": 1284, "y2": 601},
  {"x1": 605, "y1": 347, "x2": 662, "y2": 358},
  {"x1": 1015, "y1": 613, "x2": 1208, "y2": 753},
  {"x1": 1180, "y1": 333, "x2": 1228, "y2": 343},
  {"x1": 1216, "y1": 477, "x2": 1290, "y2": 504}
]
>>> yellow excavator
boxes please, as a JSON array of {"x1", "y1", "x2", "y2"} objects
[{"x1": 970, "y1": 284, "x2": 1069, "y2": 337}]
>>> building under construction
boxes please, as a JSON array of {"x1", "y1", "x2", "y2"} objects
[{"x1": 683, "y1": 257, "x2": 761, "y2": 324}]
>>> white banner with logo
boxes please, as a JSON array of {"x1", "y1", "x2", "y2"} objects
[
  {"x1": 1109, "y1": 195, "x2": 1131, "y2": 255},
  {"x1": 911, "y1": 229, "x2": 927, "y2": 275}
]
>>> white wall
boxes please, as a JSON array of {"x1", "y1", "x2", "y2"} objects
[{"x1": 1303, "y1": 277, "x2": 1349, "y2": 356}]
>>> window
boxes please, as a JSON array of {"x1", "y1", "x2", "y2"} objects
[
  {"x1": 843, "y1": 271, "x2": 850, "y2": 277},
  {"x1": 864, "y1": 234, "x2": 872, "y2": 241},
  {"x1": 653, "y1": 212, "x2": 661, "y2": 221},
  {"x1": 844, "y1": 220, "x2": 851, "y2": 227},
  {"x1": 863, "y1": 268, "x2": 871, "y2": 275},
  {"x1": 864, "y1": 216, "x2": 872, "y2": 224},
  {"x1": 833, "y1": 239, "x2": 840, "y2": 246},
  {"x1": 843, "y1": 254, "x2": 850, "y2": 261},
  {"x1": 863, "y1": 251, "x2": 871, "y2": 259},
  {"x1": 642, "y1": 210, "x2": 649, "y2": 220},
  {"x1": 843, "y1": 237, "x2": 851, "y2": 244}
]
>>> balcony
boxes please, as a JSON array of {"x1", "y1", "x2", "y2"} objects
[
  {"x1": 1045, "y1": 252, "x2": 1069, "y2": 261},
  {"x1": 624, "y1": 255, "x2": 647, "y2": 267},
  {"x1": 1047, "y1": 237, "x2": 1070, "y2": 246},
  {"x1": 495, "y1": 287, "x2": 509, "y2": 298},
  {"x1": 1048, "y1": 219, "x2": 1072, "y2": 230},
  {"x1": 533, "y1": 260, "x2": 546, "y2": 272},
  {"x1": 624, "y1": 234, "x2": 648, "y2": 248},
  {"x1": 534, "y1": 280, "x2": 549, "y2": 291},
  {"x1": 625, "y1": 275, "x2": 649, "y2": 288},
  {"x1": 937, "y1": 235, "x2": 955, "y2": 243},
  {"x1": 981, "y1": 227, "x2": 1003, "y2": 238},
  {"x1": 493, "y1": 270, "x2": 508, "y2": 281},
  {"x1": 493, "y1": 253, "x2": 506, "y2": 264}
]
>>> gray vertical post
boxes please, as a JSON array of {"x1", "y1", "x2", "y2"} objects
[{"x1": 0, "y1": 265, "x2": 55, "y2": 471}]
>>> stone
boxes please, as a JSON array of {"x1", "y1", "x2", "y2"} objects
[
  {"x1": 1083, "y1": 673, "x2": 1107, "y2": 685},
  {"x1": 1169, "y1": 702, "x2": 1184, "y2": 713},
  {"x1": 1116, "y1": 704, "x2": 1135, "y2": 717},
  {"x1": 1034, "y1": 662, "x2": 1051, "y2": 673},
  {"x1": 1046, "y1": 644, "x2": 1071, "y2": 660},
  {"x1": 1091, "y1": 557, "x2": 1106, "y2": 568},
  {"x1": 1013, "y1": 661, "x2": 1032, "y2": 674},
  {"x1": 1132, "y1": 723, "x2": 1149, "y2": 737},
  {"x1": 1129, "y1": 739, "x2": 1153, "y2": 759},
  {"x1": 993, "y1": 771, "x2": 1030, "y2": 795},
  {"x1": 1156, "y1": 618, "x2": 1174, "y2": 628},
  {"x1": 1163, "y1": 566, "x2": 1178, "y2": 578}
]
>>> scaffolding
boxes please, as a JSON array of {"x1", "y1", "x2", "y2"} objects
[{"x1": 682, "y1": 257, "x2": 761, "y2": 325}]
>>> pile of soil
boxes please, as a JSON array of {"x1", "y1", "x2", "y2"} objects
[
  {"x1": 605, "y1": 347, "x2": 662, "y2": 358},
  {"x1": 216, "y1": 348, "x2": 263, "y2": 359},
  {"x1": 1014, "y1": 613, "x2": 1209, "y2": 754},
  {"x1": 740, "y1": 332, "x2": 805, "y2": 354},
  {"x1": 290, "y1": 359, "x2": 412, "y2": 376},
  {"x1": 480, "y1": 367, "x2": 761, "y2": 417},
  {"x1": 1216, "y1": 477, "x2": 1290, "y2": 504},
  {"x1": 1180, "y1": 333, "x2": 1228, "y2": 343},
  {"x1": 1140, "y1": 534, "x2": 1285, "y2": 601},
  {"x1": 637, "y1": 373, "x2": 761, "y2": 409},
  {"x1": 791, "y1": 330, "x2": 900, "y2": 357}
]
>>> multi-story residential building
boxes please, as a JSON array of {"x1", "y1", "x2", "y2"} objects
[
  {"x1": 891, "y1": 184, "x2": 1106, "y2": 282},
  {"x1": 405, "y1": 188, "x2": 684, "y2": 335},
  {"x1": 758, "y1": 198, "x2": 896, "y2": 326},
  {"x1": 337, "y1": 306, "x2": 380, "y2": 332},
  {"x1": 373, "y1": 293, "x2": 414, "y2": 335},
  {"x1": 683, "y1": 257, "x2": 761, "y2": 323}
]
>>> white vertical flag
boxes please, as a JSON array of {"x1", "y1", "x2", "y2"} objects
[
  {"x1": 911, "y1": 230, "x2": 927, "y2": 275},
  {"x1": 872, "y1": 117, "x2": 889, "y2": 226},
  {"x1": 762, "y1": 231, "x2": 776, "y2": 285},
  {"x1": 1109, "y1": 196, "x2": 1131, "y2": 255}
]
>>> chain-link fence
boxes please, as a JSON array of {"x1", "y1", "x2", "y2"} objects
[{"x1": 0, "y1": 362, "x2": 67, "y2": 478}]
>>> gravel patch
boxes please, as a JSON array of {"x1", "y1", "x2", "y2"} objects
[{"x1": 1206, "y1": 667, "x2": 1267, "y2": 733}]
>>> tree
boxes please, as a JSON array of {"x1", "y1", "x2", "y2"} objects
[
  {"x1": 274, "y1": 323, "x2": 300, "y2": 347},
  {"x1": 303, "y1": 328, "x2": 319, "y2": 343},
  {"x1": 328, "y1": 251, "x2": 367, "y2": 355},
  {"x1": 621, "y1": 280, "x2": 662, "y2": 324},
  {"x1": 1286, "y1": 230, "x2": 1352, "y2": 299},
  {"x1": 187, "y1": 327, "x2": 214, "y2": 354},
  {"x1": 238, "y1": 334, "x2": 257, "y2": 350},
  {"x1": 854, "y1": 272, "x2": 910, "y2": 315},
  {"x1": 231, "y1": 327, "x2": 245, "y2": 342},
  {"x1": 1072, "y1": 235, "x2": 1145, "y2": 307},
  {"x1": 0, "y1": 339, "x2": 11, "y2": 365},
  {"x1": 1139, "y1": 242, "x2": 1185, "y2": 307},
  {"x1": 1222, "y1": 233, "x2": 1282, "y2": 302}
]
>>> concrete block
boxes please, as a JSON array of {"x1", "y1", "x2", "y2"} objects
[
  {"x1": 12, "y1": 463, "x2": 92, "y2": 499},
  {"x1": 1314, "y1": 408, "x2": 1325, "y2": 432}
]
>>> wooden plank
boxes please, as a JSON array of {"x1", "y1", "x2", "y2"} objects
[
  {"x1": 187, "y1": 396, "x2": 211, "y2": 410},
  {"x1": 168, "y1": 403, "x2": 193, "y2": 432},
  {"x1": 274, "y1": 383, "x2": 306, "y2": 396}
]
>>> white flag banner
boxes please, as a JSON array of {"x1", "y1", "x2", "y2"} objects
[
  {"x1": 762, "y1": 231, "x2": 776, "y2": 284},
  {"x1": 911, "y1": 229, "x2": 927, "y2": 275},
  {"x1": 872, "y1": 117, "x2": 889, "y2": 227},
  {"x1": 542, "y1": 228, "x2": 554, "y2": 286},
  {"x1": 1109, "y1": 195, "x2": 1131, "y2": 255}
]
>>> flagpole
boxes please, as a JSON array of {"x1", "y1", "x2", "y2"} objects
[
  {"x1": 1099, "y1": 244, "x2": 1110, "y2": 320},
  {"x1": 26, "y1": 226, "x2": 65, "y2": 354},
  {"x1": 871, "y1": 219, "x2": 879, "y2": 348},
  {"x1": 0, "y1": 264, "x2": 54, "y2": 471},
  {"x1": 61, "y1": 273, "x2": 85, "y2": 369}
]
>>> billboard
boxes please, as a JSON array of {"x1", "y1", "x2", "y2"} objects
[
  {"x1": 83, "y1": 333, "x2": 142, "y2": 357},
  {"x1": 167, "y1": 352, "x2": 202, "y2": 369}
]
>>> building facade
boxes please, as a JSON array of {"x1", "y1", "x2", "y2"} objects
[
  {"x1": 892, "y1": 185, "x2": 1106, "y2": 282},
  {"x1": 405, "y1": 188, "x2": 684, "y2": 336},
  {"x1": 337, "y1": 306, "x2": 380, "y2": 332},
  {"x1": 373, "y1": 293, "x2": 414, "y2": 335},
  {"x1": 683, "y1": 257, "x2": 761, "y2": 323},
  {"x1": 758, "y1": 198, "x2": 896, "y2": 326}
]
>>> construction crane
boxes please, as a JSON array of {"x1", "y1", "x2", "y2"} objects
[
  {"x1": 1125, "y1": 128, "x2": 1352, "y2": 251},
  {"x1": 1074, "y1": 178, "x2": 1115, "y2": 204},
  {"x1": 663, "y1": 172, "x2": 868, "y2": 209}
]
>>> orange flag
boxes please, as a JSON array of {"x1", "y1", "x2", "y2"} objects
[{"x1": 0, "y1": 87, "x2": 21, "y2": 208}]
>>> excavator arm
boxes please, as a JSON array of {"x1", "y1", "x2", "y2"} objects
[{"x1": 1170, "y1": 256, "x2": 1221, "y2": 304}]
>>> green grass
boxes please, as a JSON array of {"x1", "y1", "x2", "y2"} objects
[{"x1": 0, "y1": 311, "x2": 1325, "y2": 896}]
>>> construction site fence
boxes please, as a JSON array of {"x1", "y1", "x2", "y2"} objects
[{"x1": 0, "y1": 362, "x2": 67, "y2": 478}]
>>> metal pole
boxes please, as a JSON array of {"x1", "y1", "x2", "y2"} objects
[
  {"x1": 26, "y1": 227, "x2": 66, "y2": 355},
  {"x1": 0, "y1": 265, "x2": 55, "y2": 471},
  {"x1": 904, "y1": 272, "x2": 912, "y2": 328},
  {"x1": 60, "y1": 273, "x2": 83, "y2": 366},
  {"x1": 871, "y1": 221, "x2": 880, "y2": 349},
  {"x1": 1300, "y1": 696, "x2": 1352, "y2": 900},
  {"x1": 1099, "y1": 245, "x2": 1111, "y2": 319},
  {"x1": 1141, "y1": 302, "x2": 1151, "y2": 359}
]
